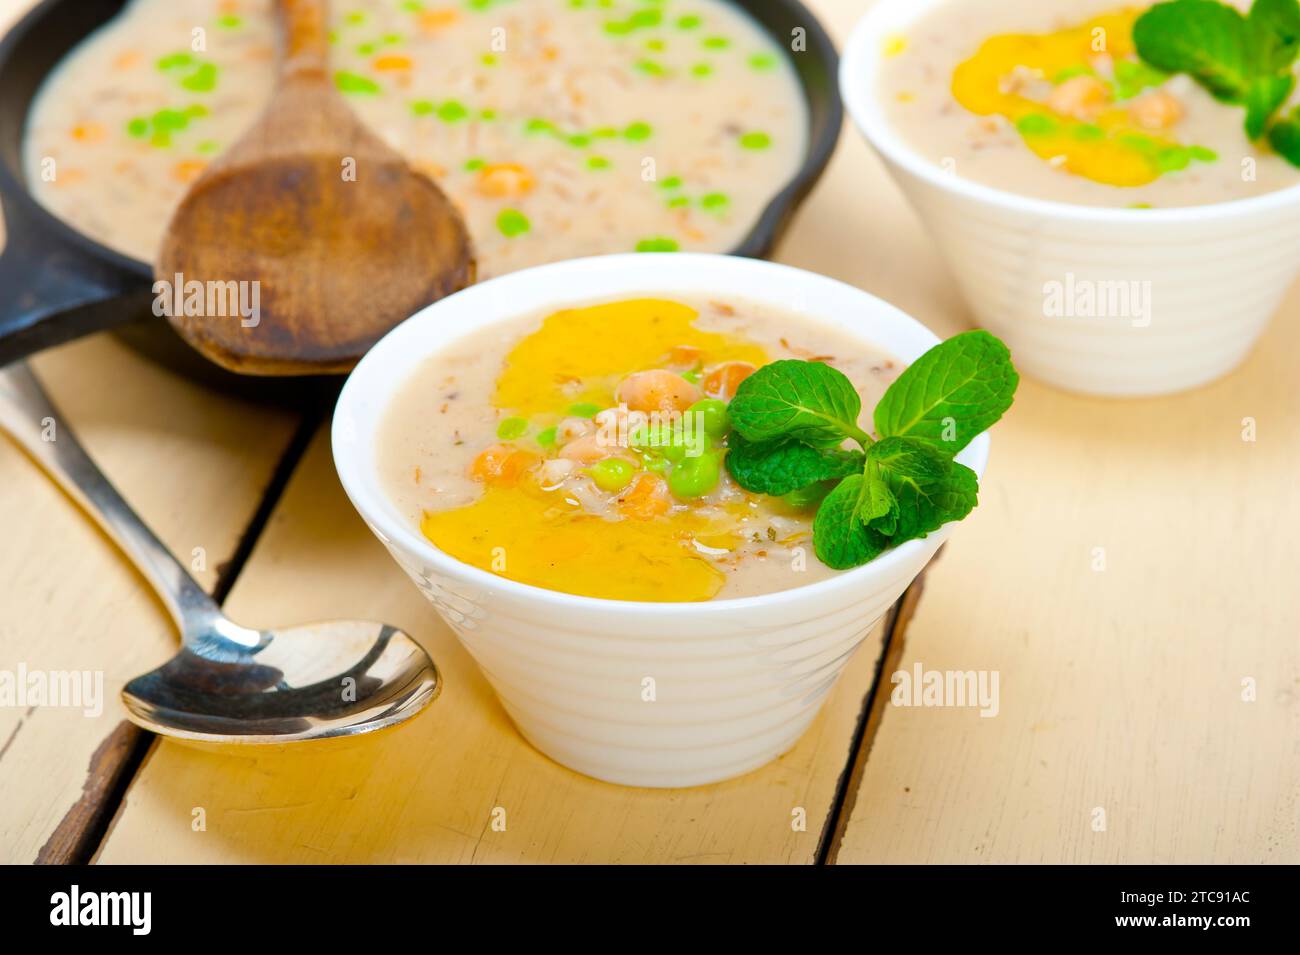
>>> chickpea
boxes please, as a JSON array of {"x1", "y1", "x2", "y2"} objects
[
  {"x1": 1047, "y1": 75, "x2": 1110, "y2": 121},
  {"x1": 537, "y1": 458, "x2": 575, "y2": 488},
  {"x1": 616, "y1": 369, "x2": 701, "y2": 414},
  {"x1": 559, "y1": 433, "x2": 617, "y2": 464},
  {"x1": 1129, "y1": 90, "x2": 1183, "y2": 130},
  {"x1": 555, "y1": 416, "x2": 593, "y2": 444}
]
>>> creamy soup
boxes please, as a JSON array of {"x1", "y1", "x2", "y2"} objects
[
  {"x1": 24, "y1": 0, "x2": 806, "y2": 274},
  {"x1": 378, "y1": 296, "x2": 902, "y2": 601},
  {"x1": 876, "y1": 0, "x2": 1300, "y2": 207}
]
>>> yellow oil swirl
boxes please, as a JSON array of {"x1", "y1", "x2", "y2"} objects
[
  {"x1": 421, "y1": 299, "x2": 770, "y2": 602},
  {"x1": 951, "y1": 9, "x2": 1202, "y2": 186}
]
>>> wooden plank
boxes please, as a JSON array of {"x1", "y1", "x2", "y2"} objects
[
  {"x1": 95, "y1": 425, "x2": 888, "y2": 864},
  {"x1": 832, "y1": 296, "x2": 1300, "y2": 862}
]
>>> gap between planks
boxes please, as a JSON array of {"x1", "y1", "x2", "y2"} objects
[{"x1": 817, "y1": 554, "x2": 936, "y2": 864}]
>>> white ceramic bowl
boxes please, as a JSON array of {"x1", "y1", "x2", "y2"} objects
[
  {"x1": 841, "y1": 0, "x2": 1300, "y2": 396},
  {"x1": 332, "y1": 254, "x2": 989, "y2": 788}
]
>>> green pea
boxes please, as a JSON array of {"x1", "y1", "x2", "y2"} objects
[
  {"x1": 335, "y1": 71, "x2": 380, "y2": 95},
  {"x1": 566, "y1": 402, "x2": 602, "y2": 418},
  {"x1": 623, "y1": 121, "x2": 653, "y2": 141},
  {"x1": 739, "y1": 130, "x2": 771, "y2": 150},
  {"x1": 631, "y1": 422, "x2": 703, "y2": 461},
  {"x1": 668, "y1": 451, "x2": 722, "y2": 499},
  {"x1": 497, "y1": 209, "x2": 531, "y2": 238},
  {"x1": 1015, "y1": 113, "x2": 1057, "y2": 137},
  {"x1": 536, "y1": 426, "x2": 558, "y2": 448},
  {"x1": 496, "y1": 417, "x2": 528, "y2": 440},
  {"x1": 636, "y1": 236, "x2": 679, "y2": 252},
  {"x1": 180, "y1": 63, "x2": 218, "y2": 92},
  {"x1": 642, "y1": 452, "x2": 671, "y2": 474},
  {"x1": 437, "y1": 100, "x2": 468, "y2": 122},
  {"x1": 587, "y1": 458, "x2": 636, "y2": 492},
  {"x1": 687, "y1": 398, "x2": 729, "y2": 439}
]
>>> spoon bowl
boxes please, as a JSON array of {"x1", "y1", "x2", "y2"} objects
[{"x1": 122, "y1": 619, "x2": 438, "y2": 743}]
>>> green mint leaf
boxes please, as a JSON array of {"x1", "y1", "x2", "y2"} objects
[
  {"x1": 884, "y1": 459, "x2": 980, "y2": 542},
  {"x1": 858, "y1": 461, "x2": 899, "y2": 534},
  {"x1": 873, "y1": 330, "x2": 1018, "y2": 455},
  {"x1": 813, "y1": 475, "x2": 889, "y2": 570},
  {"x1": 725, "y1": 434, "x2": 865, "y2": 496},
  {"x1": 1134, "y1": 0, "x2": 1253, "y2": 103},
  {"x1": 866, "y1": 435, "x2": 950, "y2": 483},
  {"x1": 1246, "y1": 72, "x2": 1296, "y2": 138},
  {"x1": 1268, "y1": 103, "x2": 1300, "y2": 162},
  {"x1": 1248, "y1": 0, "x2": 1300, "y2": 71},
  {"x1": 728, "y1": 360, "x2": 867, "y2": 448}
]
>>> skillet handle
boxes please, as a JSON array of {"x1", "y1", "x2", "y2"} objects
[{"x1": 0, "y1": 197, "x2": 146, "y2": 367}]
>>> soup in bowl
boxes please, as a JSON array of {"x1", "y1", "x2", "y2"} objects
[
  {"x1": 333, "y1": 254, "x2": 1000, "y2": 787},
  {"x1": 841, "y1": 0, "x2": 1300, "y2": 396}
]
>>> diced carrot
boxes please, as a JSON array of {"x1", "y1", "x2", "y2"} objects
[
  {"x1": 71, "y1": 123, "x2": 106, "y2": 143},
  {"x1": 702, "y1": 361, "x2": 756, "y2": 400},
  {"x1": 618, "y1": 473, "x2": 671, "y2": 520},
  {"x1": 413, "y1": 160, "x2": 447, "y2": 179},
  {"x1": 470, "y1": 445, "x2": 539, "y2": 486},
  {"x1": 419, "y1": 9, "x2": 459, "y2": 33},
  {"x1": 475, "y1": 163, "x2": 535, "y2": 198},
  {"x1": 112, "y1": 51, "x2": 141, "y2": 71},
  {"x1": 372, "y1": 55, "x2": 412, "y2": 72},
  {"x1": 667, "y1": 345, "x2": 703, "y2": 366},
  {"x1": 171, "y1": 160, "x2": 208, "y2": 184}
]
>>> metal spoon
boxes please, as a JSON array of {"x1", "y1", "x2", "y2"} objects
[{"x1": 0, "y1": 362, "x2": 439, "y2": 741}]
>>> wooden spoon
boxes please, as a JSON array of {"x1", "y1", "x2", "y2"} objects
[{"x1": 156, "y1": 0, "x2": 474, "y2": 375}]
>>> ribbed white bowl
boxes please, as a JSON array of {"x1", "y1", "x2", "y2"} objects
[
  {"x1": 333, "y1": 254, "x2": 989, "y2": 788},
  {"x1": 841, "y1": 0, "x2": 1300, "y2": 396}
]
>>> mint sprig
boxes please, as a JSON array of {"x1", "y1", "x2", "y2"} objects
[
  {"x1": 1268, "y1": 103, "x2": 1300, "y2": 160},
  {"x1": 1134, "y1": 0, "x2": 1300, "y2": 151},
  {"x1": 726, "y1": 330, "x2": 1018, "y2": 570}
]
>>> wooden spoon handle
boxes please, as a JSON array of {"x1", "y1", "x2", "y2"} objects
[{"x1": 277, "y1": 0, "x2": 332, "y2": 79}]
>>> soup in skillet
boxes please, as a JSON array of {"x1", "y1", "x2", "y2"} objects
[
  {"x1": 377, "y1": 296, "x2": 904, "y2": 602},
  {"x1": 23, "y1": 0, "x2": 806, "y2": 274}
]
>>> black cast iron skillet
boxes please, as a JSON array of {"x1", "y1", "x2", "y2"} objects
[{"x1": 0, "y1": 0, "x2": 843, "y2": 391}]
